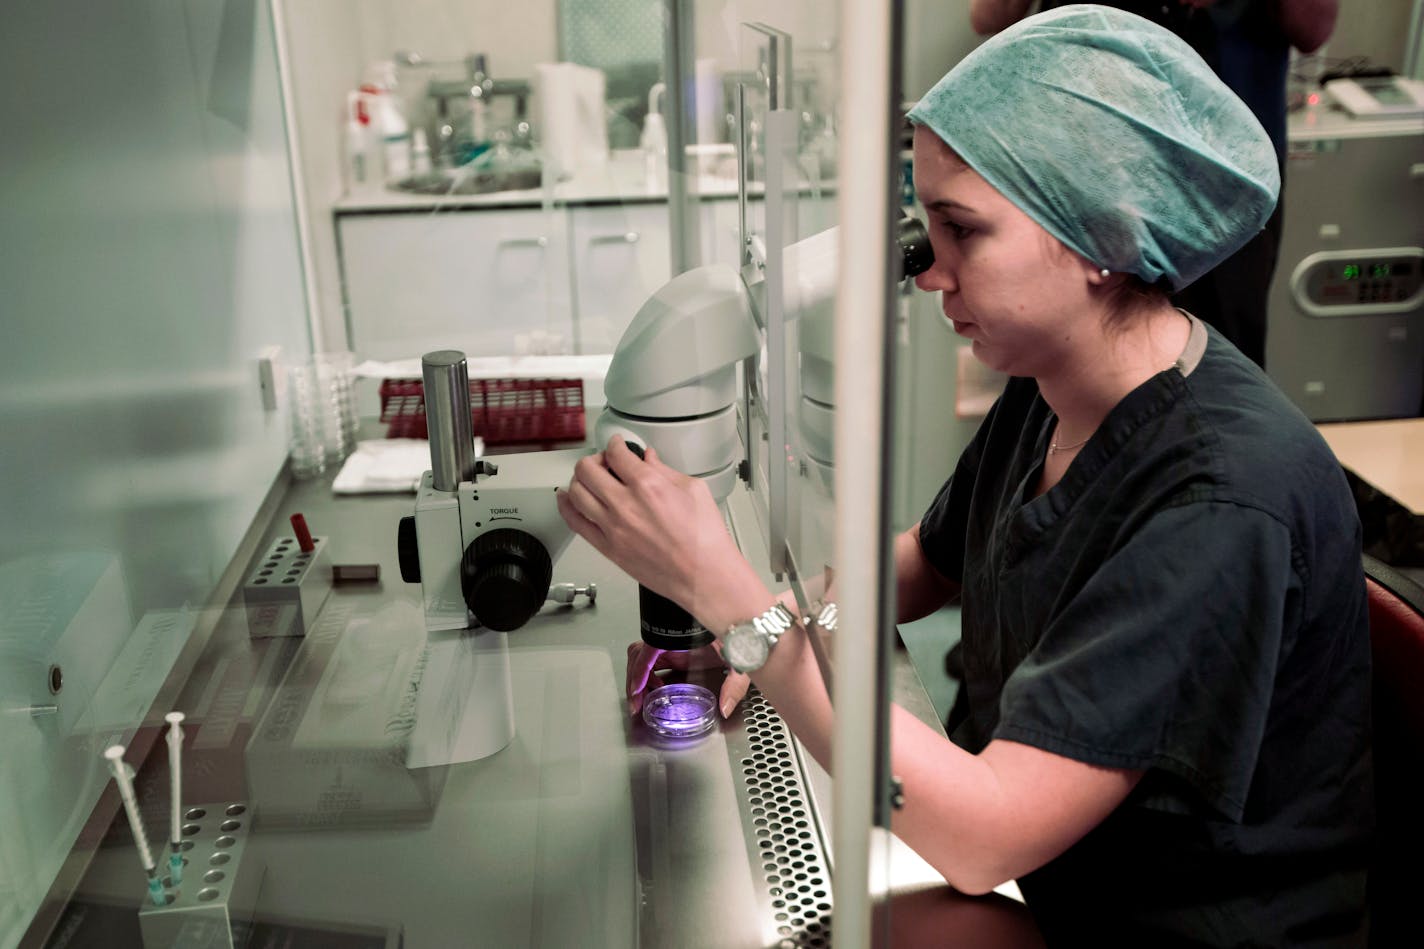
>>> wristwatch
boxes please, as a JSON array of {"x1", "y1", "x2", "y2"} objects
[{"x1": 722, "y1": 603, "x2": 797, "y2": 673}]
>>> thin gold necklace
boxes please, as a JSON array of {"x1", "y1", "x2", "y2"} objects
[
  {"x1": 1048, "y1": 425, "x2": 1090, "y2": 454},
  {"x1": 1048, "y1": 312, "x2": 1198, "y2": 457}
]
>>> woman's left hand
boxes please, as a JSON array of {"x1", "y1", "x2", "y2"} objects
[
  {"x1": 557, "y1": 437, "x2": 742, "y2": 620},
  {"x1": 625, "y1": 640, "x2": 752, "y2": 719}
]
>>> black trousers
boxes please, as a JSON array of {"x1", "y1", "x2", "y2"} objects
[{"x1": 1171, "y1": 198, "x2": 1285, "y2": 370}]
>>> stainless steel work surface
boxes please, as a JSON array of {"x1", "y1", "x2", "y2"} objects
[{"x1": 40, "y1": 460, "x2": 1040, "y2": 948}]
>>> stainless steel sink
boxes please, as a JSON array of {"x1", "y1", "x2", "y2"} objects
[{"x1": 391, "y1": 168, "x2": 542, "y2": 196}]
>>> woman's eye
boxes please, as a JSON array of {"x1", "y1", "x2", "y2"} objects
[{"x1": 938, "y1": 219, "x2": 974, "y2": 240}]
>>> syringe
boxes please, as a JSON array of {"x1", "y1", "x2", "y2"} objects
[
  {"x1": 103, "y1": 745, "x2": 166, "y2": 906},
  {"x1": 164, "y1": 712, "x2": 186, "y2": 885}
]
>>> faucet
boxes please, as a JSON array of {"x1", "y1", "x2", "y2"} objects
[{"x1": 421, "y1": 53, "x2": 532, "y2": 167}]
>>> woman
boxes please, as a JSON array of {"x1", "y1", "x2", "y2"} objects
[{"x1": 559, "y1": 6, "x2": 1372, "y2": 944}]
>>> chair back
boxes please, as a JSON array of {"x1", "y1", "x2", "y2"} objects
[{"x1": 1364, "y1": 554, "x2": 1424, "y2": 940}]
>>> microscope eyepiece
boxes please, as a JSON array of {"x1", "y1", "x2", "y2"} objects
[{"x1": 897, "y1": 214, "x2": 934, "y2": 279}]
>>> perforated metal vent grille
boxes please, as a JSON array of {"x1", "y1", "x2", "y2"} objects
[{"x1": 735, "y1": 689, "x2": 833, "y2": 947}]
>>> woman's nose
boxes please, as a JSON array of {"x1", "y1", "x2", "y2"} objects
[{"x1": 914, "y1": 253, "x2": 957, "y2": 294}]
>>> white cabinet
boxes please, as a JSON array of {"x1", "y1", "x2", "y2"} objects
[
  {"x1": 340, "y1": 207, "x2": 574, "y2": 360},
  {"x1": 699, "y1": 194, "x2": 836, "y2": 272},
  {"x1": 568, "y1": 203, "x2": 672, "y2": 353},
  {"x1": 337, "y1": 194, "x2": 833, "y2": 362},
  {"x1": 701, "y1": 196, "x2": 744, "y2": 269}
]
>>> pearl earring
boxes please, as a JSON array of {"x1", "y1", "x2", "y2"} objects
[{"x1": 1099, "y1": 268, "x2": 1110, "y2": 278}]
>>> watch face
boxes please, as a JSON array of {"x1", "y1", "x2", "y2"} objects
[{"x1": 724, "y1": 625, "x2": 769, "y2": 672}]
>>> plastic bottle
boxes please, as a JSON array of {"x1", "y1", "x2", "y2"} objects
[
  {"x1": 362, "y1": 61, "x2": 412, "y2": 182},
  {"x1": 411, "y1": 126, "x2": 432, "y2": 175},
  {"x1": 344, "y1": 91, "x2": 372, "y2": 194},
  {"x1": 640, "y1": 83, "x2": 668, "y2": 193},
  {"x1": 363, "y1": 87, "x2": 410, "y2": 181}
]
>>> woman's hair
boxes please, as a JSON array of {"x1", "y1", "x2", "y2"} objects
[
  {"x1": 1038, "y1": 226, "x2": 1171, "y2": 332},
  {"x1": 1103, "y1": 275, "x2": 1172, "y2": 333}
]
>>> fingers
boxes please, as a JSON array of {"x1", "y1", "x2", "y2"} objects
[
  {"x1": 719, "y1": 671, "x2": 751, "y2": 719},
  {"x1": 604, "y1": 436, "x2": 658, "y2": 485},
  {"x1": 626, "y1": 642, "x2": 665, "y2": 716},
  {"x1": 625, "y1": 640, "x2": 748, "y2": 721},
  {"x1": 572, "y1": 451, "x2": 625, "y2": 506},
  {"x1": 556, "y1": 483, "x2": 609, "y2": 549}
]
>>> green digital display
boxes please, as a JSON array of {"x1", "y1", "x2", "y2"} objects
[
  {"x1": 1371, "y1": 263, "x2": 1392, "y2": 279},
  {"x1": 1342, "y1": 264, "x2": 1360, "y2": 280}
]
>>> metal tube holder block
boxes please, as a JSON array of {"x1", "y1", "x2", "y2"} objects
[
  {"x1": 242, "y1": 536, "x2": 332, "y2": 638},
  {"x1": 138, "y1": 801, "x2": 263, "y2": 949}
]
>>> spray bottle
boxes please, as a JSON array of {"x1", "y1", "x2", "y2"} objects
[
  {"x1": 362, "y1": 60, "x2": 412, "y2": 182},
  {"x1": 344, "y1": 91, "x2": 373, "y2": 194}
]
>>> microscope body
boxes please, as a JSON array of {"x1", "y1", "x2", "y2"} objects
[
  {"x1": 396, "y1": 351, "x2": 579, "y2": 769},
  {"x1": 408, "y1": 464, "x2": 574, "y2": 633}
]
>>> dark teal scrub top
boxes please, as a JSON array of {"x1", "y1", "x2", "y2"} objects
[{"x1": 918, "y1": 323, "x2": 1373, "y2": 946}]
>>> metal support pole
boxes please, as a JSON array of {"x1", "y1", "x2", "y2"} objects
[
  {"x1": 832, "y1": 0, "x2": 904, "y2": 945},
  {"x1": 662, "y1": 0, "x2": 703, "y2": 274}
]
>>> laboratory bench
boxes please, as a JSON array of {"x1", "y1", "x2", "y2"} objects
[
  {"x1": 35, "y1": 444, "x2": 1041, "y2": 949},
  {"x1": 331, "y1": 148, "x2": 835, "y2": 214}
]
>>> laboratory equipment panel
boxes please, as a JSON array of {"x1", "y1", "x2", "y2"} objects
[{"x1": 1266, "y1": 107, "x2": 1424, "y2": 421}]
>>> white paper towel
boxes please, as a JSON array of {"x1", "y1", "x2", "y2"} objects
[
  {"x1": 332, "y1": 438, "x2": 486, "y2": 494},
  {"x1": 534, "y1": 63, "x2": 609, "y2": 181}
]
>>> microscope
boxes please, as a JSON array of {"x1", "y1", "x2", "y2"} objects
[
  {"x1": 594, "y1": 218, "x2": 933, "y2": 653},
  {"x1": 395, "y1": 350, "x2": 582, "y2": 767},
  {"x1": 393, "y1": 221, "x2": 931, "y2": 760}
]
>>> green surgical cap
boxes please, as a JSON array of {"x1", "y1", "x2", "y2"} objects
[{"x1": 907, "y1": 3, "x2": 1279, "y2": 291}]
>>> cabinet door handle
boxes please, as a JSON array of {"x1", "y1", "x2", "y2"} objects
[
  {"x1": 497, "y1": 236, "x2": 548, "y2": 249},
  {"x1": 590, "y1": 231, "x2": 640, "y2": 246}
]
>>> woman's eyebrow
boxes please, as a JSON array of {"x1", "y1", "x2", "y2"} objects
[{"x1": 923, "y1": 198, "x2": 979, "y2": 215}]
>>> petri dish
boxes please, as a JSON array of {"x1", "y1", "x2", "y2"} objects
[{"x1": 642, "y1": 683, "x2": 718, "y2": 741}]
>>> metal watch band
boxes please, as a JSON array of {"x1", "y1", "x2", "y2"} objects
[
  {"x1": 807, "y1": 600, "x2": 838, "y2": 634},
  {"x1": 724, "y1": 602, "x2": 798, "y2": 673},
  {"x1": 753, "y1": 602, "x2": 796, "y2": 638}
]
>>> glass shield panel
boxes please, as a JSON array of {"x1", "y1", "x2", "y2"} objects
[
  {"x1": 729, "y1": 6, "x2": 851, "y2": 946},
  {"x1": 733, "y1": 17, "x2": 839, "y2": 598},
  {"x1": 0, "y1": 1, "x2": 310, "y2": 945},
  {"x1": 0, "y1": 0, "x2": 986, "y2": 946}
]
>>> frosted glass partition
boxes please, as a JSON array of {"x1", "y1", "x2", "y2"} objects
[{"x1": 0, "y1": 2, "x2": 310, "y2": 945}]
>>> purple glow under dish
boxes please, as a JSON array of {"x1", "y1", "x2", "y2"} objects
[{"x1": 642, "y1": 683, "x2": 718, "y2": 740}]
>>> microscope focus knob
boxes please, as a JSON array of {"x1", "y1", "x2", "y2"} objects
[
  {"x1": 461, "y1": 528, "x2": 553, "y2": 632},
  {"x1": 397, "y1": 516, "x2": 421, "y2": 583}
]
